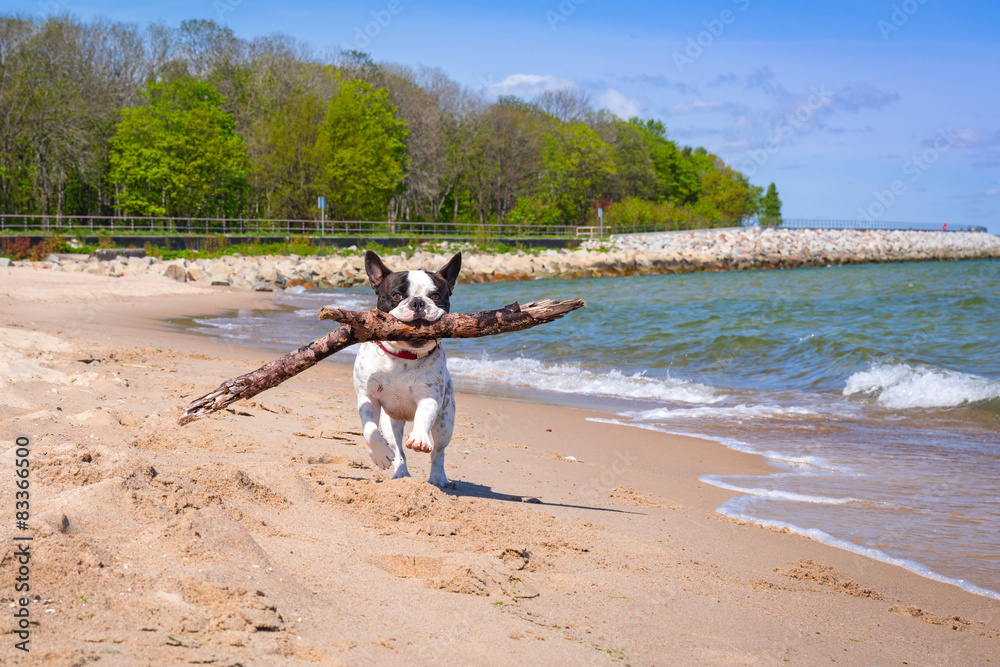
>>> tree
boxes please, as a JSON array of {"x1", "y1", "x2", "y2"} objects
[
  {"x1": 760, "y1": 182, "x2": 783, "y2": 226},
  {"x1": 312, "y1": 77, "x2": 408, "y2": 220},
  {"x1": 464, "y1": 100, "x2": 543, "y2": 225},
  {"x1": 249, "y1": 89, "x2": 325, "y2": 219},
  {"x1": 539, "y1": 122, "x2": 616, "y2": 224},
  {"x1": 628, "y1": 118, "x2": 701, "y2": 205},
  {"x1": 692, "y1": 159, "x2": 763, "y2": 225},
  {"x1": 108, "y1": 77, "x2": 250, "y2": 219}
]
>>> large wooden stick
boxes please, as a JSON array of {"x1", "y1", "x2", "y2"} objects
[{"x1": 179, "y1": 299, "x2": 585, "y2": 425}]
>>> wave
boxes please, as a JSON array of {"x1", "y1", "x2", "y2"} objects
[
  {"x1": 714, "y1": 497, "x2": 1000, "y2": 601},
  {"x1": 588, "y1": 418, "x2": 857, "y2": 474},
  {"x1": 843, "y1": 362, "x2": 1000, "y2": 409},
  {"x1": 447, "y1": 356, "x2": 723, "y2": 404},
  {"x1": 700, "y1": 475, "x2": 862, "y2": 504},
  {"x1": 621, "y1": 404, "x2": 817, "y2": 421}
]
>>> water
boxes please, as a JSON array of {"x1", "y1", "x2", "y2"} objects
[{"x1": 170, "y1": 259, "x2": 1000, "y2": 599}]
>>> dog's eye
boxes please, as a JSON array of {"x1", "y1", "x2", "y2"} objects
[
  {"x1": 392, "y1": 292, "x2": 403, "y2": 302},
  {"x1": 430, "y1": 293, "x2": 440, "y2": 301}
]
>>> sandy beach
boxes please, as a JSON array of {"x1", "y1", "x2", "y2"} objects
[{"x1": 1, "y1": 268, "x2": 998, "y2": 666}]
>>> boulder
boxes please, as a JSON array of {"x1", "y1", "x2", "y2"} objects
[{"x1": 163, "y1": 264, "x2": 187, "y2": 282}]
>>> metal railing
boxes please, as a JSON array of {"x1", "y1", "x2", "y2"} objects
[
  {"x1": 0, "y1": 213, "x2": 988, "y2": 238},
  {"x1": 0, "y1": 214, "x2": 583, "y2": 238},
  {"x1": 774, "y1": 218, "x2": 987, "y2": 233},
  {"x1": 609, "y1": 218, "x2": 988, "y2": 235}
]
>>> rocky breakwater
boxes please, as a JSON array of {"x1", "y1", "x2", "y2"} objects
[
  {"x1": 6, "y1": 228, "x2": 999, "y2": 290},
  {"x1": 612, "y1": 227, "x2": 1000, "y2": 272}
]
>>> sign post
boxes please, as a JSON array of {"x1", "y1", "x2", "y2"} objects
[{"x1": 318, "y1": 196, "x2": 326, "y2": 235}]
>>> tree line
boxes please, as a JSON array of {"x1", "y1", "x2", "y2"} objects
[{"x1": 0, "y1": 15, "x2": 782, "y2": 231}]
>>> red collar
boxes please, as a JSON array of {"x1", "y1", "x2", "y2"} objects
[{"x1": 376, "y1": 341, "x2": 438, "y2": 360}]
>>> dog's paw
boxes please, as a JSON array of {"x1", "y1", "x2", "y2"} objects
[
  {"x1": 366, "y1": 435, "x2": 394, "y2": 470},
  {"x1": 428, "y1": 468, "x2": 449, "y2": 487},
  {"x1": 405, "y1": 432, "x2": 433, "y2": 453}
]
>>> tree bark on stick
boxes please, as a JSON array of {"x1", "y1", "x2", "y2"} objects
[{"x1": 179, "y1": 299, "x2": 585, "y2": 425}]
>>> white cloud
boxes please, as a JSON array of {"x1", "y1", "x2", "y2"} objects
[
  {"x1": 599, "y1": 88, "x2": 644, "y2": 118},
  {"x1": 486, "y1": 74, "x2": 575, "y2": 97},
  {"x1": 668, "y1": 100, "x2": 727, "y2": 114},
  {"x1": 985, "y1": 187, "x2": 1000, "y2": 196},
  {"x1": 948, "y1": 128, "x2": 1000, "y2": 149}
]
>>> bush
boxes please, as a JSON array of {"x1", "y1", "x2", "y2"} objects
[
  {"x1": 28, "y1": 234, "x2": 69, "y2": 261},
  {"x1": 0, "y1": 236, "x2": 32, "y2": 260},
  {"x1": 603, "y1": 197, "x2": 696, "y2": 232}
]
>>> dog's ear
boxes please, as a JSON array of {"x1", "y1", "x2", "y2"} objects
[
  {"x1": 364, "y1": 251, "x2": 392, "y2": 292},
  {"x1": 436, "y1": 252, "x2": 462, "y2": 292}
]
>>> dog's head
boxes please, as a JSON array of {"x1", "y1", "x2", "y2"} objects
[{"x1": 364, "y1": 250, "x2": 462, "y2": 324}]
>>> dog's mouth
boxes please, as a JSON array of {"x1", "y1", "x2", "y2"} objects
[
  {"x1": 407, "y1": 315, "x2": 443, "y2": 325},
  {"x1": 391, "y1": 310, "x2": 446, "y2": 325}
]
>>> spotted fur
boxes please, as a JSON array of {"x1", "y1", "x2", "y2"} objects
[{"x1": 352, "y1": 251, "x2": 462, "y2": 485}]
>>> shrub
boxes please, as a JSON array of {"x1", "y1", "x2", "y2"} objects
[{"x1": 0, "y1": 236, "x2": 32, "y2": 260}]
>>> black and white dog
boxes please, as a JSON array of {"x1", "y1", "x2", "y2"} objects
[{"x1": 352, "y1": 250, "x2": 462, "y2": 486}]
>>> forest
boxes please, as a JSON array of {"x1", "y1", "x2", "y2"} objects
[{"x1": 0, "y1": 15, "x2": 782, "y2": 232}]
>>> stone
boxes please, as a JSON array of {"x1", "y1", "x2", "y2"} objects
[
  {"x1": 93, "y1": 248, "x2": 146, "y2": 261},
  {"x1": 163, "y1": 264, "x2": 187, "y2": 282}
]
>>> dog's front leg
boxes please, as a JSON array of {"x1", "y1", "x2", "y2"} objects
[
  {"x1": 357, "y1": 394, "x2": 393, "y2": 470},
  {"x1": 380, "y1": 411, "x2": 410, "y2": 479},
  {"x1": 428, "y1": 392, "x2": 455, "y2": 488},
  {"x1": 404, "y1": 397, "x2": 439, "y2": 454}
]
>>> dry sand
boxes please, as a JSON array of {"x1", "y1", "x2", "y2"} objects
[{"x1": 1, "y1": 267, "x2": 998, "y2": 666}]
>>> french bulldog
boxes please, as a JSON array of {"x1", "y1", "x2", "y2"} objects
[{"x1": 352, "y1": 250, "x2": 462, "y2": 486}]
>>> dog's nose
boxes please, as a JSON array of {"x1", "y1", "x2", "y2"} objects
[{"x1": 411, "y1": 297, "x2": 426, "y2": 314}]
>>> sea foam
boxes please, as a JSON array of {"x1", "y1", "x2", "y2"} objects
[
  {"x1": 622, "y1": 404, "x2": 817, "y2": 421},
  {"x1": 714, "y1": 497, "x2": 1000, "y2": 601},
  {"x1": 843, "y1": 362, "x2": 1000, "y2": 409},
  {"x1": 447, "y1": 357, "x2": 723, "y2": 404}
]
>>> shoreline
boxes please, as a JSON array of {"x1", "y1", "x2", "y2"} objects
[
  {"x1": 5, "y1": 227, "x2": 999, "y2": 292},
  {"x1": 2, "y1": 270, "x2": 999, "y2": 664}
]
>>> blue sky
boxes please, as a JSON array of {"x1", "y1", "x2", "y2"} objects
[{"x1": 16, "y1": 0, "x2": 1000, "y2": 233}]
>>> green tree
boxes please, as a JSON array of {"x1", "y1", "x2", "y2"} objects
[
  {"x1": 108, "y1": 77, "x2": 250, "y2": 219},
  {"x1": 760, "y1": 182, "x2": 783, "y2": 226},
  {"x1": 628, "y1": 118, "x2": 701, "y2": 205},
  {"x1": 692, "y1": 159, "x2": 763, "y2": 225},
  {"x1": 249, "y1": 90, "x2": 326, "y2": 219},
  {"x1": 540, "y1": 121, "x2": 616, "y2": 224},
  {"x1": 312, "y1": 77, "x2": 408, "y2": 220}
]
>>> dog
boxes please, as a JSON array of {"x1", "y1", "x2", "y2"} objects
[{"x1": 352, "y1": 250, "x2": 462, "y2": 486}]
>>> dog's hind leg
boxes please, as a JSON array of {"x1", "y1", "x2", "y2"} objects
[
  {"x1": 357, "y1": 394, "x2": 393, "y2": 470},
  {"x1": 427, "y1": 392, "x2": 455, "y2": 487},
  {"x1": 380, "y1": 411, "x2": 410, "y2": 479}
]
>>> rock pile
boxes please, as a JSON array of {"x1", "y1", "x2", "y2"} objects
[{"x1": 6, "y1": 228, "x2": 999, "y2": 290}]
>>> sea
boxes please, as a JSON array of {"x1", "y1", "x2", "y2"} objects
[{"x1": 169, "y1": 258, "x2": 1000, "y2": 600}]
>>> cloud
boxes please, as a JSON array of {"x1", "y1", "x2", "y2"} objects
[
  {"x1": 986, "y1": 187, "x2": 1000, "y2": 196},
  {"x1": 485, "y1": 74, "x2": 575, "y2": 97},
  {"x1": 618, "y1": 74, "x2": 697, "y2": 95},
  {"x1": 947, "y1": 128, "x2": 1000, "y2": 149},
  {"x1": 707, "y1": 73, "x2": 737, "y2": 87},
  {"x1": 667, "y1": 100, "x2": 733, "y2": 114},
  {"x1": 745, "y1": 66, "x2": 777, "y2": 92},
  {"x1": 832, "y1": 84, "x2": 899, "y2": 113},
  {"x1": 599, "y1": 88, "x2": 645, "y2": 118}
]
